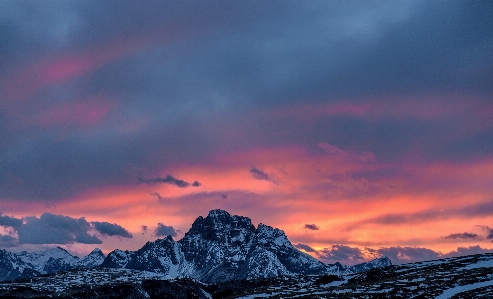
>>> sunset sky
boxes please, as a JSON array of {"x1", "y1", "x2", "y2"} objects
[{"x1": 1, "y1": 0, "x2": 493, "y2": 266}]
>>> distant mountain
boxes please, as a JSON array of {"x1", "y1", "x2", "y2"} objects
[
  {"x1": 344, "y1": 256, "x2": 392, "y2": 274},
  {"x1": 0, "y1": 247, "x2": 106, "y2": 281},
  {"x1": 0, "y1": 209, "x2": 391, "y2": 283},
  {"x1": 0, "y1": 249, "x2": 35, "y2": 282},
  {"x1": 74, "y1": 248, "x2": 105, "y2": 269}
]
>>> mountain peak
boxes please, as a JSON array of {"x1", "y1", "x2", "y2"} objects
[
  {"x1": 88, "y1": 248, "x2": 104, "y2": 256},
  {"x1": 207, "y1": 209, "x2": 231, "y2": 218}
]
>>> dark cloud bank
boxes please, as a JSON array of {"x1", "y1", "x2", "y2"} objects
[
  {"x1": 0, "y1": 0, "x2": 491, "y2": 202},
  {"x1": 0, "y1": 212, "x2": 132, "y2": 246}
]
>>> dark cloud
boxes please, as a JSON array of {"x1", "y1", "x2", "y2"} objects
[
  {"x1": 141, "y1": 225, "x2": 148, "y2": 234},
  {"x1": 249, "y1": 168, "x2": 278, "y2": 185},
  {"x1": 154, "y1": 223, "x2": 177, "y2": 237},
  {"x1": 376, "y1": 246, "x2": 440, "y2": 264},
  {"x1": 304, "y1": 224, "x2": 320, "y2": 231},
  {"x1": 149, "y1": 191, "x2": 166, "y2": 201},
  {"x1": 318, "y1": 245, "x2": 365, "y2": 262},
  {"x1": 138, "y1": 175, "x2": 200, "y2": 188},
  {"x1": 91, "y1": 221, "x2": 133, "y2": 238},
  {"x1": 294, "y1": 242, "x2": 317, "y2": 253},
  {"x1": 0, "y1": 0, "x2": 491, "y2": 204},
  {"x1": 442, "y1": 245, "x2": 493, "y2": 258},
  {"x1": 443, "y1": 232, "x2": 480, "y2": 240},
  {"x1": 0, "y1": 234, "x2": 17, "y2": 248},
  {"x1": 477, "y1": 225, "x2": 493, "y2": 241},
  {"x1": 0, "y1": 214, "x2": 23, "y2": 229},
  {"x1": 17, "y1": 213, "x2": 102, "y2": 244}
]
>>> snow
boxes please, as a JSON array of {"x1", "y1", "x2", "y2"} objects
[
  {"x1": 464, "y1": 259, "x2": 493, "y2": 269},
  {"x1": 235, "y1": 292, "x2": 281, "y2": 298},
  {"x1": 433, "y1": 279, "x2": 493, "y2": 299}
]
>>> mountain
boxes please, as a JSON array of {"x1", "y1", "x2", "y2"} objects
[
  {"x1": 16, "y1": 247, "x2": 79, "y2": 274},
  {"x1": 0, "y1": 209, "x2": 390, "y2": 283},
  {"x1": 0, "y1": 247, "x2": 106, "y2": 281},
  {"x1": 74, "y1": 248, "x2": 105, "y2": 268},
  {"x1": 0, "y1": 249, "x2": 35, "y2": 282},
  {"x1": 101, "y1": 209, "x2": 332, "y2": 282},
  {"x1": 344, "y1": 256, "x2": 392, "y2": 274}
]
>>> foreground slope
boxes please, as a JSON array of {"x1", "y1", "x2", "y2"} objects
[{"x1": 1, "y1": 253, "x2": 493, "y2": 298}]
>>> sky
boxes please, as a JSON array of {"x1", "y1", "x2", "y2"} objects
[{"x1": 1, "y1": 0, "x2": 493, "y2": 266}]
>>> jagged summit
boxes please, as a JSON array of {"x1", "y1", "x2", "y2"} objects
[{"x1": 185, "y1": 209, "x2": 256, "y2": 244}]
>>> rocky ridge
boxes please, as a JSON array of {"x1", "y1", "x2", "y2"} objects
[{"x1": 101, "y1": 209, "x2": 334, "y2": 283}]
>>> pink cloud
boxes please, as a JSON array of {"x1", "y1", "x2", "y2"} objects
[
  {"x1": 318, "y1": 142, "x2": 376, "y2": 162},
  {"x1": 3, "y1": 36, "x2": 151, "y2": 102},
  {"x1": 35, "y1": 97, "x2": 115, "y2": 128},
  {"x1": 270, "y1": 94, "x2": 493, "y2": 123}
]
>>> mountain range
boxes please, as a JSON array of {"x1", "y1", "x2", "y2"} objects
[{"x1": 0, "y1": 209, "x2": 390, "y2": 283}]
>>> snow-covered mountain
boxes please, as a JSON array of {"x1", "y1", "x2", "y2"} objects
[
  {"x1": 343, "y1": 256, "x2": 392, "y2": 274},
  {"x1": 0, "y1": 249, "x2": 35, "y2": 282},
  {"x1": 74, "y1": 248, "x2": 106, "y2": 268},
  {"x1": 0, "y1": 247, "x2": 106, "y2": 281},
  {"x1": 0, "y1": 209, "x2": 391, "y2": 283},
  {"x1": 17, "y1": 247, "x2": 79, "y2": 274},
  {"x1": 101, "y1": 209, "x2": 332, "y2": 282}
]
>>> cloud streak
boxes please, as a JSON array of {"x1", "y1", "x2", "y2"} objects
[
  {"x1": 444, "y1": 233, "x2": 480, "y2": 240},
  {"x1": 304, "y1": 224, "x2": 320, "y2": 231},
  {"x1": 249, "y1": 168, "x2": 278, "y2": 185},
  {"x1": 0, "y1": 213, "x2": 133, "y2": 246},
  {"x1": 154, "y1": 223, "x2": 177, "y2": 237},
  {"x1": 138, "y1": 175, "x2": 201, "y2": 188}
]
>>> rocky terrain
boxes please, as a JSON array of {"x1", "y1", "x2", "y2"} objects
[{"x1": 0, "y1": 253, "x2": 493, "y2": 298}]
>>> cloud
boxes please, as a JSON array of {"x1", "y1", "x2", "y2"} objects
[
  {"x1": 318, "y1": 142, "x2": 375, "y2": 162},
  {"x1": 17, "y1": 213, "x2": 102, "y2": 245},
  {"x1": 0, "y1": 234, "x2": 17, "y2": 248},
  {"x1": 138, "y1": 175, "x2": 201, "y2": 188},
  {"x1": 304, "y1": 224, "x2": 320, "y2": 230},
  {"x1": 149, "y1": 191, "x2": 166, "y2": 201},
  {"x1": 141, "y1": 225, "x2": 148, "y2": 234},
  {"x1": 0, "y1": 214, "x2": 23, "y2": 229},
  {"x1": 294, "y1": 242, "x2": 317, "y2": 253},
  {"x1": 154, "y1": 223, "x2": 177, "y2": 237},
  {"x1": 250, "y1": 168, "x2": 278, "y2": 185},
  {"x1": 317, "y1": 245, "x2": 365, "y2": 262},
  {"x1": 376, "y1": 246, "x2": 441, "y2": 264},
  {"x1": 348, "y1": 202, "x2": 493, "y2": 230},
  {"x1": 443, "y1": 232, "x2": 480, "y2": 240},
  {"x1": 442, "y1": 245, "x2": 493, "y2": 258},
  {"x1": 91, "y1": 221, "x2": 133, "y2": 238},
  {"x1": 479, "y1": 226, "x2": 493, "y2": 240}
]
